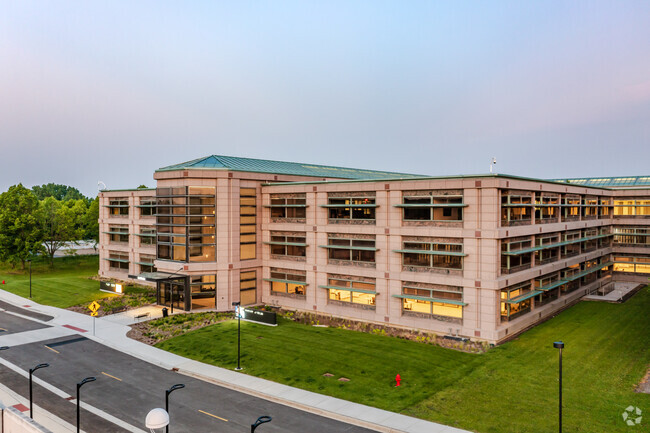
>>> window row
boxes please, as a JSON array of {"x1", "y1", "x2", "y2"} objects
[
  {"x1": 613, "y1": 227, "x2": 650, "y2": 247},
  {"x1": 269, "y1": 191, "x2": 466, "y2": 224},
  {"x1": 501, "y1": 191, "x2": 617, "y2": 226},
  {"x1": 500, "y1": 228, "x2": 612, "y2": 274},
  {"x1": 266, "y1": 272, "x2": 464, "y2": 321},
  {"x1": 267, "y1": 233, "x2": 466, "y2": 271},
  {"x1": 500, "y1": 258, "x2": 612, "y2": 321}
]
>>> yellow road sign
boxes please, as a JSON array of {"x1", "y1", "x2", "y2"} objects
[{"x1": 89, "y1": 301, "x2": 100, "y2": 316}]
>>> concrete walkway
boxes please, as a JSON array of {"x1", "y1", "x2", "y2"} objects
[{"x1": 0, "y1": 290, "x2": 471, "y2": 433}]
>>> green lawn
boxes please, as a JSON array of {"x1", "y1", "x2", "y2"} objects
[
  {"x1": 0, "y1": 255, "x2": 115, "y2": 308},
  {"x1": 157, "y1": 286, "x2": 650, "y2": 433}
]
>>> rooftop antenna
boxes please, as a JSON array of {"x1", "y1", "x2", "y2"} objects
[
  {"x1": 98, "y1": 181, "x2": 107, "y2": 191},
  {"x1": 490, "y1": 157, "x2": 497, "y2": 174}
]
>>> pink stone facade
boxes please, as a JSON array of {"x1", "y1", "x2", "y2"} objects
[{"x1": 99, "y1": 168, "x2": 650, "y2": 344}]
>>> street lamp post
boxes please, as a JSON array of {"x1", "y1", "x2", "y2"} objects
[
  {"x1": 27, "y1": 259, "x2": 32, "y2": 298},
  {"x1": 76, "y1": 377, "x2": 96, "y2": 433},
  {"x1": 553, "y1": 341, "x2": 564, "y2": 433},
  {"x1": 251, "y1": 415, "x2": 272, "y2": 432},
  {"x1": 165, "y1": 384, "x2": 185, "y2": 433},
  {"x1": 29, "y1": 363, "x2": 49, "y2": 418},
  {"x1": 232, "y1": 301, "x2": 242, "y2": 370}
]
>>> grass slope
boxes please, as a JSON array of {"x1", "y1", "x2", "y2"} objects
[
  {"x1": 0, "y1": 255, "x2": 113, "y2": 308},
  {"x1": 405, "y1": 286, "x2": 650, "y2": 433},
  {"x1": 157, "y1": 287, "x2": 650, "y2": 433},
  {"x1": 157, "y1": 317, "x2": 482, "y2": 412}
]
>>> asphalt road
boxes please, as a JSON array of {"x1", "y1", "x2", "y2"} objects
[
  {"x1": 0, "y1": 310, "x2": 50, "y2": 335},
  {"x1": 0, "y1": 310, "x2": 376, "y2": 433}
]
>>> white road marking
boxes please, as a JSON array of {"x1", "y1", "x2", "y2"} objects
[{"x1": 0, "y1": 357, "x2": 147, "y2": 433}]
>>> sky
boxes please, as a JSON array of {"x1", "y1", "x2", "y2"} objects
[{"x1": 1, "y1": 1, "x2": 649, "y2": 197}]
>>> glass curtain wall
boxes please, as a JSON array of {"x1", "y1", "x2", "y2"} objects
[
  {"x1": 156, "y1": 186, "x2": 216, "y2": 311},
  {"x1": 156, "y1": 186, "x2": 216, "y2": 263}
]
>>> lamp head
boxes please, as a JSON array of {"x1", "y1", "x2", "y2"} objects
[
  {"x1": 78, "y1": 377, "x2": 97, "y2": 388},
  {"x1": 145, "y1": 408, "x2": 169, "y2": 430},
  {"x1": 167, "y1": 384, "x2": 185, "y2": 393},
  {"x1": 553, "y1": 341, "x2": 564, "y2": 349},
  {"x1": 253, "y1": 415, "x2": 272, "y2": 427}
]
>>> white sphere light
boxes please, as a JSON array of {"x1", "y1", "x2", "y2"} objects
[{"x1": 145, "y1": 408, "x2": 170, "y2": 429}]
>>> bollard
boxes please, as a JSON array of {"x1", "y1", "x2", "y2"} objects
[{"x1": 395, "y1": 374, "x2": 401, "y2": 387}]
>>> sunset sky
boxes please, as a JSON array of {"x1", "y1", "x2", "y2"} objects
[{"x1": 1, "y1": 1, "x2": 649, "y2": 196}]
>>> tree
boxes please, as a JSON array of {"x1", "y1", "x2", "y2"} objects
[
  {"x1": 39, "y1": 197, "x2": 84, "y2": 265},
  {"x1": 137, "y1": 185, "x2": 148, "y2": 189},
  {"x1": 83, "y1": 197, "x2": 100, "y2": 247},
  {"x1": 32, "y1": 183, "x2": 88, "y2": 203},
  {"x1": 0, "y1": 184, "x2": 42, "y2": 269}
]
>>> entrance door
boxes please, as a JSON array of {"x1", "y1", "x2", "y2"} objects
[{"x1": 159, "y1": 280, "x2": 186, "y2": 311}]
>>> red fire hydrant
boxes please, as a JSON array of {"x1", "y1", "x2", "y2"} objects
[{"x1": 395, "y1": 374, "x2": 401, "y2": 387}]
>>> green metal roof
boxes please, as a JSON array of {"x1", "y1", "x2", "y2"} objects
[
  {"x1": 157, "y1": 155, "x2": 425, "y2": 180},
  {"x1": 551, "y1": 176, "x2": 650, "y2": 188}
]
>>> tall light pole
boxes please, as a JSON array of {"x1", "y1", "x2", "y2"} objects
[
  {"x1": 27, "y1": 259, "x2": 32, "y2": 299},
  {"x1": 76, "y1": 377, "x2": 96, "y2": 433},
  {"x1": 232, "y1": 301, "x2": 242, "y2": 370},
  {"x1": 553, "y1": 341, "x2": 564, "y2": 433},
  {"x1": 165, "y1": 384, "x2": 185, "y2": 433},
  {"x1": 29, "y1": 363, "x2": 49, "y2": 418}
]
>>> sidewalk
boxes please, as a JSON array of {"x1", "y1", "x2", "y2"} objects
[{"x1": 0, "y1": 289, "x2": 471, "y2": 433}]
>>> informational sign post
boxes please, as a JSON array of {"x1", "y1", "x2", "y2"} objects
[
  {"x1": 237, "y1": 307, "x2": 277, "y2": 326},
  {"x1": 99, "y1": 281, "x2": 123, "y2": 294}
]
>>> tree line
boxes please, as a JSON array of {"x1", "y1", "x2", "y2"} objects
[{"x1": 0, "y1": 183, "x2": 99, "y2": 269}]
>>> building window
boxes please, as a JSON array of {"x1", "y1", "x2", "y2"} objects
[
  {"x1": 322, "y1": 276, "x2": 375, "y2": 307},
  {"x1": 268, "y1": 194, "x2": 306, "y2": 220},
  {"x1": 583, "y1": 197, "x2": 598, "y2": 219},
  {"x1": 137, "y1": 254, "x2": 156, "y2": 273},
  {"x1": 398, "y1": 192, "x2": 464, "y2": 222},
  {"x1": 240, "y1": 188, "x2": 257, "y2": 260},
  {"x1": 156, "y1": 186, "x2": 216, "y2": 263},
  {"x1": 534, "y1": 233, "x2": 560, "y2": 265},
  {"x1": 138, "y1": 226, "x2": 156, "y2": 246},
  {"x1": 599, "y1": 198, "x2": 611, "y2": 218},
  {"x1": 107, "y1": 226, "x2": 129, "y2": 244},
  {"x1": 397, "y1": 284, "x2": 464, "y2": 320},
  {"x1": 240, "y1": 270, "x2": 257, "y2": 305},
  {"x1": 582, "y1": 228, "x2": 599, "y2": 252},
  {"x1": 267, "y1": 232, "x2": 306, "y2": 258},
  {"x1": 534, "y1": 272, "x2": 562, "y2": 306},
  {"x1": 138, "y1": 197, "x2": 156, "y2": 217},
  {"x1": 561, "y1": 195, "x2": 581, "y2": 222},
  {"x1": 324, "y1": 194, "x2": 376, "y2": 221},
  {"x1": 107, "y1": 252, "x2": 129, "y2": 272},
  {"x1": 614, "y1": 199, "x2": 650, "y2": 217},
  {"x1": 501, "y1": 191, "x2": 533, "y2": 226},
  {"x1": 107, "y1": 198, "x2": 129, "y2": 217},
  {"x1": 190, "y1": 275, "x2": 216, "y2": 309},
  {"x1": 398, "y1": 241, "x2": 464, "y2": 270},
  {"x1": 500, "y1": 282, "x2": 534, "y2": 322},
  {"x1": 266, "y1": 269, "x2": 306, "y2": 296},
  {"x1": 323, "y1": 236, "x2": 376, "y2": 264},
  {"x1": 613, "y1": 255, "x2": 650, "y2": 274},
  {"x1": 535, "y1": 195, "x2": 559, "y2": 223},
  {"x1": 614, "y1": 227, "x2": 650, "y2": 247}
]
